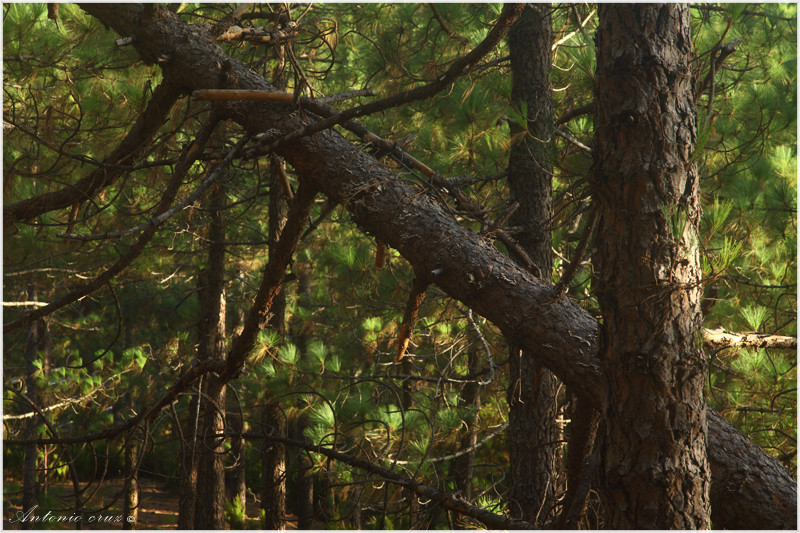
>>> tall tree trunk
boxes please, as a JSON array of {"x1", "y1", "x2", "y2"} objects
[
  {"x1": 122, "y1": 427, "x2": 142, "y2": 529},
  {"x1": 262, "y1": 403, "x2": 287, "y2": 530},
  {"x1": 193, "y1": 180, "x2": 228, "y2": 529},
  {"x1": 177, "y1": 388, "x2": 200, "y2": 529},
  {"x1": 505, "y1": 4, "x2": 560, "y2": 524},
  {"x1": 453, "y1": 345, "x2": 481, "y2": 506},
  {"x1": 22, "y1": 286, "x2": 43, "y2": 529},
  {"x1": 226, "y1": 396, "x2": 247, "y2": 521},
  {"x1": 296, "y1": 453, "x2": 315, "y2": 529},
  {"x1": 591, "y1": 4, "x2": 710, "y2": 528}
]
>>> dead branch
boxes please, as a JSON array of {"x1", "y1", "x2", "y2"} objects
[{"x1": 703, "y1": 327, "x2": 797, "y2": 350}]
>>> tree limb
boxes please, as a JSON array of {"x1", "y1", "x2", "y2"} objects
[
  {"x1": 258, "y1": 433, "x2": 538, "y2": 530},
  {"x1": 703, "y1": 327, "x2": 797, "y2": 350},
  {"x1": 3, "y1": 117, "x2": 227, "y2": 333},
  {"x1": 4, "y1": 80, "x2": 182, "y2": 228}
]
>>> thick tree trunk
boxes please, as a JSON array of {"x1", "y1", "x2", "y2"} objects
[
  {"x1": 77, "y1": 6, "x2": 798, "y2": 528},
  {"x1": 505, "y1": 4, "x2": 560, "y2": 524},
  {"x1": 591, "y1": 5, "x2": 710, "y2": 528}
]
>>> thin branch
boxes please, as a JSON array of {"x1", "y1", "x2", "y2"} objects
[
  {"x1": 555, "y1": 126, "x2": 591, "y2": 153},
  {"x1": 58, "y1": 138, "x2": 247, "y2": 242},
  {"x1": 556, "y1": 102, "x2": 593, "y2": 125},
  {"x1": 3, "y1": 301, "x2": 50, "y2": 308},
  {"x1": 4, "y1": 358, "x2": 228, "y2": 446},
  {"x1": 3, "y1": 372, "x2": 128, "y2": 421},
  {"x1": 4, "y1": 80, "x2": 182, "y2": 228},
  {"x1": 465, "y1": 308, "x2": 496, "y2": 385},
  {"x1": 253, "y1": 4, "x2": 525, "y2": 153},
  {"x1": 552, "y1": 7, "x2": 595, "y2": 51},
  {"x1": 3, "y1": 116, "x2": 224, "y2": 333},
  {"x1": 258, "y1": 433, "x2": 538, "y2": 530},
  {"x1": 394, "y1": 421, "x2": 509, "y2": 464}
]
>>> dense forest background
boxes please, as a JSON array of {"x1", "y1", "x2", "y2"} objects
[{"x1": 3, "y1": 3, "x2": 796, "y2": 529}]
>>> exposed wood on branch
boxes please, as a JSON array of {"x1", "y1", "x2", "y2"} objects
[
  {"x1": 395, "y1": 277, "x2": 428, "y2": 361},
  {"x1": 3, "y1": 301, "x2": 49, "y2": 308},
  {"x1": 703, "y1": 327, "x2": 797, "y2": 350}
]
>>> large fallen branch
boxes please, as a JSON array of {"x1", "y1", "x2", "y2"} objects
[{"x1": 56, "y1": 4, "x2": 797, "y2": 528}]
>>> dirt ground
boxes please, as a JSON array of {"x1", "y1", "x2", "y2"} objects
[{"x1": 4, "y1": 477, "x2": 274, "y2": 530}]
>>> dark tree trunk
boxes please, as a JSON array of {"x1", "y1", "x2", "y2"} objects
[
  {"x1": 262, "y1": 403, "x2": 287, "y2": 530},
  {"x1": 505, "y1": 4, "x2": 560, "y2": 524},
  {"x1": 193, "y1": 181, "x2": 228, "y2": 529},
  {"x1": 453, "y1": 346, "x2": 481, "y2": 505},
  {"x1": 22, "y1": 286, "x2": 44, "y2": 529},
  {"x1": 194, "y1": 379, "x2": 226, "y2": 529},
  {"x1": 225, "y1": 398, "x2": 247, "y2": 519},
  {"x1": 122, "y1": 430, "x2": 141, "y2": 529},
  {"x1": 296, "y1": 453, "x2": 315, "y2": 529},
  {"x1": 177, "y1": 392, "x2": 199, "y2": 529},
  {"x1": 591, "y1": 5, "x2": 710, "y2": 528}
]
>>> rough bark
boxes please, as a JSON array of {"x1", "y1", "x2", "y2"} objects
[
  {"x1": 73, "y1": 5, "x2": 797, "y2": 528},
  {"x1": 706, "y1": 408, "x2": 797, "y2": 529},
  {"x1": 505, "y1": 4, "x2": 560, "y2": 524},
  {"x1": 122, "y1": 431, "x2": 141, "y2": 529},
  {"x1": 591, "y1": 4, "x2": 710, "y2": 528}
]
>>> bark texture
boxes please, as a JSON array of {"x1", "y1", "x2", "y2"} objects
[
  {"x1": 75, "y1": 5, "x2": 797, "y2": 528},
  {"x1": 706, "y1": 409, "x2": 797, "y2": 529},
  {"x1": 193, "y1": 182, "x2": 228, "y2": 529},
  {"x1": 591, "y1": 4, "x2": 710, "y2": 528},
  {"x1": 505, "y1": 4, "x2": 560, "y2": 524}
]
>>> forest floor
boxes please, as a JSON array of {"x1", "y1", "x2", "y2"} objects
[{"x1": 4, "y1": 477, "x2": 279, "y2": 530}]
